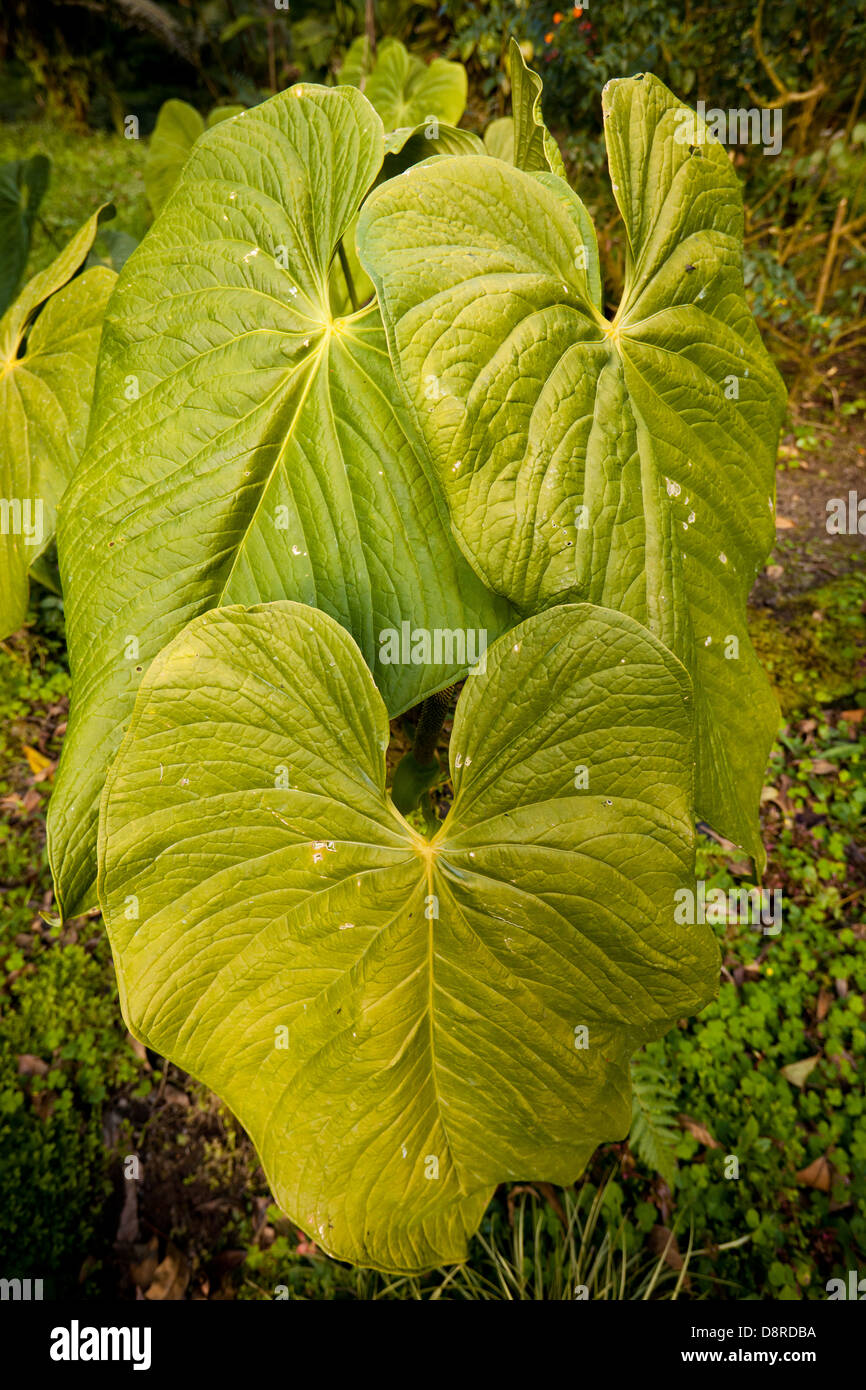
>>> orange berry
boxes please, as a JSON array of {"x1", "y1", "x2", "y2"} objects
[
  {"x1": 553, "y1": 11, "x2": 563, "y2": 21},
  {"x1": 545, "y1": 31, "x2": 554, "y2": 43}
]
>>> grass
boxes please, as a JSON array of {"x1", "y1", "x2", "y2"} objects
[{"x1": 0, "y1": 118, "x2": 150, "y2": 284}]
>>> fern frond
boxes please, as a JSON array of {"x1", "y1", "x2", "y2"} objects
[{"x1": 628, "y1": 1052, "x2": 680, "y2": 1188}]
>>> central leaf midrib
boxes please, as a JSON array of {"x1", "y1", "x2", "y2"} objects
[{"x1": 216, "y1": 341, "x2": 326, "y2": 603}]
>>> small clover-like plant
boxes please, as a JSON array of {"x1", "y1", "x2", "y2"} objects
[{"x1": 42, "y1": 46, "x2": 782, "y2": 1272}]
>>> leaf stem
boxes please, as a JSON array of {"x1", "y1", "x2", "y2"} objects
[
  {"x1": 337, "y1": 240, "x2": 359, "y2": 313},
  {"x1": 412, "y1": 685, "x2": 456, "y2": 767}
]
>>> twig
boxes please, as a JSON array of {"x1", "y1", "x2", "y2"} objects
[{"x1": 814, "y1": 197, "x2": 848, "y2": 314}]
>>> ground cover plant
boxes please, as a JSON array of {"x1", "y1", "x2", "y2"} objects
[{"x1": 1, "y1": 18, "x2": 864, "y2": 1299}]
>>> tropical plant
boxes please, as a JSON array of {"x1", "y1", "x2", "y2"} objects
[
  {"x1": 358, "y1": 61, "x2": 787, "y2": 866},
  {"x1": 43, "y1": 44, "x2": 783, "y2": 1273},
  {"x1": 0, "y1": 206, "x2": 116, "y2": 640},
  {"x1": 143, "y1": 97, "x2": 246, "y2": 216},
  {"x1": 338, "y1": 35, "x2": 467, "y2": 132}
]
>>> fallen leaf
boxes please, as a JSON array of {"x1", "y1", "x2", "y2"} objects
[
  {"x1": 795, "y1": 1155, "x2": 833, "y2": 1192},
  {"x1": 775, "y1": 516, "x2": 796, "y2": 529},
  {"x1": 678, "y1": 1114, "x2": 720, "y2": 1149},
  {"x1": 809, "y1": 759, "x2": 836, "y2": 774},
  {"x1": 649, "y1": 1225, "x2": 684, "y2": 1270},
  {"x1": 724, "y1": 857, "x2": 752, "y2": 876},
  {"x1": 17, "y1": 1054, "x2": 49, "y2": 1076},
  {"x1": 780, "y1": 1055, "x2": 821, "y2": 1088},
  {"x1": 144, "y1": 1243, "x2": 190, "y2": 1301},
  {"x1": 816, "y1": 989, "x2": 832, "y2": 1021},
  {"x1": 765, "y1": 564, "x2": 784, "y2": 579},
  {"x1": 31, "y1": 1091, "x2": 56, "y2": 1120},
  {"x1": 163, "y1": 1083, "x2": 190, "y2": 1107},
  {"x1": 129, "y1": 1237, "x2": 159, "y2": 1289},
  {"x1": 125, "y1": 1034, "x2": 150, "y2": 1069},
  {"x1": 841, "y1": 709, "x2": 864, "y2": 724},
  {"x1": 21, "y1": 744, "x2": 55, "y2": 780}
]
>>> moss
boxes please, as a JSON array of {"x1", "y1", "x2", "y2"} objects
[
  {"x1": 748, "y1": 571, "x2": 866, "y2": 717},
  {"x1": 0, "y1": 946, "x2": 139, "y2": 1287}
]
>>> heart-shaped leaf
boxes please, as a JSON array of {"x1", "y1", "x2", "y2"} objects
[
  {"x1": 98, "y1": 598, "x2": 717, "y2": 1272},
  {"x1": 341, "y1": 36, "x2": 467, "y2": 132},
  {"x1": 144, "y1": 99, "x2": 205, "y2": 216},
  {"x1": 358, "y1": 73, "x2": 785, "y2": 864},
  {"x1": 0, "y1": 154, "x2": 51, "y2": 315},
  {"x1": 338, "y1": 34, "x2": 376, "y2": 89},
  {"x1": 0, "y1": 209, "x2": 115, "y2": 639},
  {"x1": 49, "y1": 84, "x2": 511, "y2": 917},
  {"x1": 144, "y1": 99, "x2": 245, "y2": 216}
]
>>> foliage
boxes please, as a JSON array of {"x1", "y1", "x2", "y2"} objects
[
  {"x1": 2, "y1": 23, "x2": 862, "y2": 1293},
  {"x1": 0, "y1": 943, "x2": 138, "y2": 1284},
  {"x1": 238, "y1": 1178, "x2": 729, "y2": 1299},
  {"x1": 0, "y1": 122, "x2": 150, "y2": 285},
  {"x1": 97, "y1": 600, "x2": 715, "y2": 1270},
  {"x1": 359, "y1": 59, "x2": 786, "y2": 864},
  {"x1": 338, "y1": 35, "x2": 467, "y2": 132},
  {"x1": 637, "y1": 719, "x2": 866, "y2": 1300},
  {"x1": 628, "y1": 1053, "x2": 680, "y2": 1190},
  {"x1": 0, "y1": 154, "x2": 50, "y2": 314},
  {"x1": 0, "y1": 592, "x2": 863, "y2": 1296},
  {"x1": 0, "y1": 210, "x2": 116, "y2": 640},
  {"x1": 749, "y1": 571, "x2": 866, "y2": 717},
  {"x1": 143, "y1": 98, "x2": 245, "y2": 215},
  {"x1": 47, "y1": 83, "x2": 510, "y2": 918},
  {"x1": 443, "y1": 1, "x2": 866, "y2": 136},
  {"x1": 33, "y1": 56, "x2": 788, "y2": 1274},
  {"x1": 0, "y1": 620, "x2": 138, "y2": 1289}
]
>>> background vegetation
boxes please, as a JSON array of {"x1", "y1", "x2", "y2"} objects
[{"x1": 1, "y1": 0, "x2": 864, "y2": 1299}]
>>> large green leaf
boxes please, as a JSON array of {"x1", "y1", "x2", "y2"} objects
[
  {"x1": 144, "y1": 99, "x2": 244, "y2": 216},
  {"x1": 340, "y1": 36, "x2": 466, "y2": 132},
  {"x1": 49, "y1": 84, "x2": 511, "y2": 918},
  {"x1": 144, "y1": 99, "x2": 204, "y2": 217},
  {"x1": 382, "y1": 121, "x2": 483, "y2": 177},
  {"x1": 337, "y1": 33, "x2": 377, "y2": 89},
  {"x1": 358, "y1": 73, "x2": 786, "y2": 864},
  {"x1": 508, "y1": 38, "x2": 566, "y2": 177},
  {"x1": 98, "y1": 599, "x2": 717, "y2": 1273},
  {"x1": 0, "y1": 208, "x2": 115, "y2": 639},
  {"x1": 0, "y1": 154, "x2": 50, "y2": 315},
  {"x1": 483, "y1": 116, "x2": 514, "y2": 164},
  {"x1": 480, "y1": 41, "x2": 565, "y2": 177}
]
